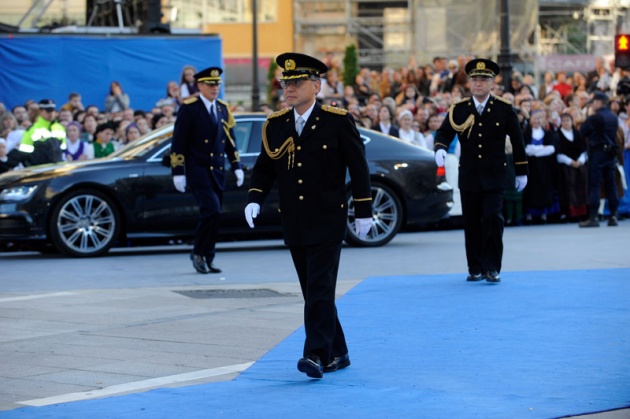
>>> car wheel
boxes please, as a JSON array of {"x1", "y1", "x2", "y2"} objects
[
  {"x1": 345, "y1": 182, "x2": 403, "y2": 247},
  {"x1": 49, "y1": 189, "x2": 121, "y2": 257}
]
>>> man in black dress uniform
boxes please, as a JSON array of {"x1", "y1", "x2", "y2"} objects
[
  {"x1": 244, "y1": 52, "x2": 373, "y2": 378},
  {"x1": 170, "y1": 66, "x2": 244, "y2": 274},
  {"x1": 434, "y1": 58, "x2": 528, "y2": 284}
]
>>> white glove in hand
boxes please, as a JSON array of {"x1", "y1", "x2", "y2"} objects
[
  {"x1": 173, "y1": 175, "x2": 186, "y2": 193},
  {"x1": 355, "y1": 218, "x2": 372, "y2": 240},
  {"x1": 434, "y1": 149, "x2": 447, "y2": 167},
  {"x1": 515, "y1": 175, "x2": 528, "y2": 192},
  {"x1": 235, "y1": 169, "x2": 244, "y2": 187},
  {"x1": 244, "y1": 203, "x2": 260, "y2": 228}
]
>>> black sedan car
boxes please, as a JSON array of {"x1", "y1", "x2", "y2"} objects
[{"x1": 0, "y1": 113, "x2": 453, "y2": 257}]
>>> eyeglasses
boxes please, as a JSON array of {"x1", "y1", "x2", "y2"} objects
[{"x1": 280, "y1": 78, "x2": 313, "y2": 89}]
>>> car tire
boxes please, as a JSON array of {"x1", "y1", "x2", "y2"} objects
[
  {"x1": 345, "y1": 182, "x2": 403, "y2": 247},
  {"x1": 49, "y1": 189, "x2": 121, "y2": 257}
]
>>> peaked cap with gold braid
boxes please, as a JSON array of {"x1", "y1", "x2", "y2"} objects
[
  {"x1": 465, "y1": 58, "x2": 500, "y2": 78},
  {"x1": 194, "y1": 66, "x2": 223, "y2": 85},
  {"x1": 276, "y1": 52, "x2": 328, "y2": 81}
]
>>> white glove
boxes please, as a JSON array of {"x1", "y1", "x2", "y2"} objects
[
  {"x1": 434, "y1": 149, "x2": 447, "y2": 167},
  {"x1": 355, "y1": 218, "x2": 372, "y2": 240},
  {"x1": 515, "y1": 175, "x2": 528, "y2": 192},
  {"x1": 234, "y1": 169, "x2": 244, "y2": 187},
  {"x1": 173, "y1": 175, "x2": 186, "y2": 193},
  {"x1": 244, "y1": 203, "x2": 260, "y2": 228}
]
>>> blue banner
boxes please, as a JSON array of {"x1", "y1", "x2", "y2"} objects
[{"x1": 0, "y1": 34, "x2": 223, "y2": 112}]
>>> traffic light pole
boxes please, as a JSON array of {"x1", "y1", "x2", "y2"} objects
[
  {"x1": 498, "y1": 0, "x2": 512, "y2": 93},
  {"x1": 251, "y1": 0, "x2": 260, "y2": 112}
]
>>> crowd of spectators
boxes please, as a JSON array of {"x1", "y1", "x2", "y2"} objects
[{"x1": 1, "y1": 57, "x2": 629, "y2": 222}]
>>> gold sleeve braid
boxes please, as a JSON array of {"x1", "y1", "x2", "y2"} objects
[
  {"x1": 261, "y1": 119, "x2": 296, "y2": 169},
  {"x1": 170, "y1": 153, "x2": 185, "y2": 168}
]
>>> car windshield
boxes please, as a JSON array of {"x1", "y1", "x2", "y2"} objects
[{"x1": 109, "y1": 124, "x2": 174, "y2": 159}]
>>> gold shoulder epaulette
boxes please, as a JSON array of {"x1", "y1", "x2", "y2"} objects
[
  {"x1": 321, "y1": 104, "x2": 348, "y2": 115},
  {"x1": 493, "y1": 95, "x2": 512, "y2": 105},
  {"x1": 453, "y1": 97, "x2": 471, "y2": 106},
  {"x1": 217, "y1": 98, "x2": 229, "y2": 107},
  {"x1": 267, "y1": 108, "x2": 291, "y2": 120},
  {"x1": 183, "y1": 96, "x2": 198, "y2": 105}
]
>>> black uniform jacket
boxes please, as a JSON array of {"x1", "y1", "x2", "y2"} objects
[
  {"x1": 248, "y1": 104, "x2": 372, "y2": 246},
  {"x1": 434, "y1": 96, "x2": 528, "y2": 192},
  {"x1": 170, "y1": 97, "x2": 241, "y2": 190}
]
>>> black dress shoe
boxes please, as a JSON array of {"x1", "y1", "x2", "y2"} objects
[
  {"x1": 323, "y1": 354, "x2": 350, "y2": 373},
  {"x1": 466, "y1": 273, "x2": 483, "y2": 282},
  {"x1": 579, "y1": 218, "x2": 599, "y2": 228},
  {"x1": 207, "y1": 262, "x2": 222, "y2": 273},
  {"x1": 485, "y1": 271, "x2": 501, "y2": 283},
  {"x1": 297, "y1": 354, "x2": 323, "y2": 379},
  {"x1": 192, "y1": 255, "x2": 210, "y2": 274}
]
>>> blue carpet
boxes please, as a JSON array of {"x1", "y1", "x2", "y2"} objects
[{"x1": 3, "y1": 269, "x2": 630, "y2": 419}]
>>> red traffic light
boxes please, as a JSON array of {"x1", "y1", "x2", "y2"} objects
[
  {"x1": 617, "y1": 34, "x2": 629, "y2": 51},
  {"x1": 615, "y1": 34, "x2": 630, "y2": 69}
]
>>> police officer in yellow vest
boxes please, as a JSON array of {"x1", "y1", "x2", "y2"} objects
[{"x1": 19, "y1": 99, "x2": 66, "y2": 166}]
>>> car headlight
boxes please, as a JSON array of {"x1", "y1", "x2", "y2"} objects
[{"x1": 0, "y1": 185, "x2": 39, "y2": 201}]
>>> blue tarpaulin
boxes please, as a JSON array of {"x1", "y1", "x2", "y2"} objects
[{"x1": 0, "y1": 35, "x2": 222, "y2": 112}]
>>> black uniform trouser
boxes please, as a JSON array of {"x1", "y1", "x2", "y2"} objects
[
  {"x1": 289, "y1": 242, "x2": 347, "y2": 364},
  {"x1": 587, "y1": 150, "x2": 619, "y2": 218},
  {"x1": 460, "y1": 189, "x2": 505, "y2": 275},
  {"x1": 190, "y1": 182, "x2": 222, "y2": 263}
]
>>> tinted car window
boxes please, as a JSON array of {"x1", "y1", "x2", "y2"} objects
[
  {"x1": 247, "y1": 121, "x2": 263, "y2": 154},
  {"x1": 232, "y1": 118, "x2": 263, "y2": 155},
  {"x1": 233, "y1": 122, "x2": 251, "y2": 152},
  {"x1": 112, "y1": 129, "x2": 172, "y2": 158}
]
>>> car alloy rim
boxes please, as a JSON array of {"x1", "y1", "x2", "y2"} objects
[
  {"x1": 56, "y1": 194, "x2": 116, "y2": 253},
  {"x1": 348, "y1": 186, "x2": 398, "y2": 243}
]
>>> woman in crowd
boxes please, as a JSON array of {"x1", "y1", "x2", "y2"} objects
[
  {"x1": 0, "y1": 112, "x2": 18, "y2": 141},
  {"x1": 136, "y1": 118, "x2": 151, "y2": 135},
  {"x1": 105, "y1": 81, "x2": 130, "y2": 113},
  {"x1": 522, "y1": 110, "x2": 559, "y2": 223},
  {"x1": 63, "y1": 121, "x2": 94, "y2": 161},
  {"x1": 320, "y1": 70, "x2": 344, "y2": 105},
  {"x1": 93, "y1": 123, "x2": 116, "y2": 158},
  {"x1": 80, "y1": 114, "x2": 98, "y2": 143},
  {"x1": 371, "y1": 105, "x2": 399, "y2": 138},
  {"x1": 396, "y1": 84, "x2": 420, "y2": 109},
  {"x1": 124, "y1": 123, "x2": 142, "y2": 144},
  {"x1": 397, "y1": 109, "x2": 426, "y2": 148},
  {"x1": 179, "y1": 65, "x2": 199, "y2": 99},
  {"x1": 164, "y1": 81, "x2": 182, "y2": 114},
  {"x1": 0, "y1": 138, "x2": 20, "y2": 173},
  {"x1": 555, "y1": 113, "x2": 588, "y2": 221}
]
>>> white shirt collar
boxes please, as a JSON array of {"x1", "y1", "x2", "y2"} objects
[
  {"x1": 473, "y1": 95, "x2": 490, "y2": 110},
  {"x1": 294, "y1": 101, "x2": 316, "y2": 123},
  {"x1": 199, "y1": 94, "x2": 216, "y2": 114}
]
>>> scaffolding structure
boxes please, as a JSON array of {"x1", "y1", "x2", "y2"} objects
[{"x1": 294, "y1": 0, "x2": 538, "y2": 69}]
